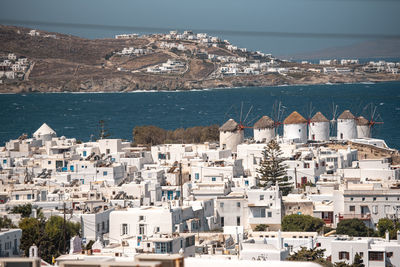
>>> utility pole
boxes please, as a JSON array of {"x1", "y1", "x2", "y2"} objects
[
  {"x1": 63, "y1": 202, "x2": 66, "y2": 253},
  {"x1": 179, "y1": 162, "x2": 183, "y2": 206}
]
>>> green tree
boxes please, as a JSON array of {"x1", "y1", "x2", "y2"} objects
[
  {"x1": 19, "y1": 217, "x2": 42, "y2": 256},
  {"x1": 282, "y1": 214, "x2": 325, "y2": 232},
  {"x1": 377, "y1": 218, "x2": 398, "y2": 239},
  {"x1": 257, "y1": 140, "x2": 292, "y2": 196},
  {"x1": 288, "y1": 247, "x2": 333, "y2": 267},
  {"x1": 0, "y1": 216, "x2": 16, "y2": 228},
  {"x1": 254, "y1": 224, "x2": 268, "y2": 231},
  {"x1": 45, "y1": 216, "x2": 80, "y2": 255},
  {"x1": 19, "y1": 216, "x2": 80, "y2": 263},
  {"x1": 11, "y1": 204, "x2": 32, "y2": 218},
  {"x1": 352, "y1": 253, "x2": 365, "y2": 267},
  {"x1": 336, "y1": 219, "x2": 374, "y2": 237}
]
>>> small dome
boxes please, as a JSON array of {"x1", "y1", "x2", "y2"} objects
[
  {"x1": 219, "y1": 119, "x2": 239, "y2": 132},
  {"x1": 33, "y1": 123, "x2": 56, "y2": 137},
  {"x1": 338, "y1": 110, "x2": 355, "y2": 120},
  {"x1": 310, "y1": 112, "x2": 329, "y2": 123},
  {"x1": 254, "y1": 116, "x2": 274, "y2": 129},
  {"x1": 356, "y1": 116, "x2": 369, "y2": 126},
  {"x1": 283, "y1": 111, "x2": 307, "y2": 124}
]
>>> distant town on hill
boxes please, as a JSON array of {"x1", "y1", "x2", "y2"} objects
[{"x1": 0, "y1": 25, "x2": 399, "y2": 93}]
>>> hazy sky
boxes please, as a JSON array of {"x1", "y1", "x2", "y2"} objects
[{"x1": 1, "y1": 0, "x2": 399, "y2": 56}]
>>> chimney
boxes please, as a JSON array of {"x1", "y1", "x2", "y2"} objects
[
  {"x1": 29, "y1": 245, "x2": 38, "y2": 258},
  {"x1": 277, "y1": 230, "x2": 283, "y2": 249},
  {"x1": 385, "y1": 230, "x2": 390, "y2": 242}
]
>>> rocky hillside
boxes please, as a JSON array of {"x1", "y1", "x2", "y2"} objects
[{"x1": 0, "y1": 25, "x2": 399, "y2": 93}]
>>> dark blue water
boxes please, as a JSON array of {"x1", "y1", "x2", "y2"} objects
[{"x1": 1, "y1": 82, "x2": 400, "y2": 149}]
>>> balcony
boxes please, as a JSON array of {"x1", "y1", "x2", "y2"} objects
[{"x1": 338, "y1": 213, "x2": 371, "y2": 221}]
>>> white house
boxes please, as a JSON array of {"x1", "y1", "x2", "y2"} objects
[
  {"x1": 247, "y1": 187, "x2": 282, "y2": 230},
  {"x1": 0, "y1": 228, "x2": 22, "y2": 257}
]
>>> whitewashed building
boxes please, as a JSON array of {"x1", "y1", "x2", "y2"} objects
[
  {"x1": 356, "y1": 116, "x2": 371, "y2": 138},
  {"x1": 219, "y1": 119, "x2": 244, "y2": 152},
  {"x1": 0, "y1": 228, "x2": 21, "y2": 257},
  {"x1": 283, "y1": 111, "x2": 308, "y2": 143},
  {"x1": 337, "y1": 110, "x2": 357, "y2": 140},
  {"x1": 253, "y1": 116, "x2": 275, "y2": 143},
  {"x1": 308, "y1": 112, "x2": 330, "y2": 141}
]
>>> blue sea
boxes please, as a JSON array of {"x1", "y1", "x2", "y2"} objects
[{"x1": 1, "y1": 81, "x2": 400, "y2": 149}]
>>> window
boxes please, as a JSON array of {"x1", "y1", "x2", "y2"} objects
[
  {"x1": 362, "y1": 197, "x2": 365, "y2": 201},
  {"x1": 195, "y1": 173, "x2": 199, "y2": 180},
  {"x1": 220, "y1": 203, "x2": 224, "y2": 208},
  {"x1": 350, "y1": 197, "x2": 353, "y2": 201},
  {"x1": 103, "y1": 171, "x2": 108, "y2": 176},
  {"x1": 48, "y1": 161, "x2": 51, "y2": 165},
  {"x1": 2, "y1": 159, "x2": 6, "y2": 164},
  {"x1": 349, "y1": 206, "x2": 355, "y2": 212},
  {"x1": 261, "y1": 209, "x2": 266, "y2": 218},
  {"x1": 155, "y1": 241, "x2": 172, "y2": 253},
  {"x1": 369, "y1": 251, "x2": 384, "y2": 261},
  {"x1": 237, "y1": 216, "x2": 240, "y2": 226},
  {"x1": 15, "y1": 195, "x2": 19, "y2": 200},
  {"x1": 339, "y1": 251, "x2": 350, "y2": 260},
  {"x1": 237, "y1": 202, "x2": 241, "y2": 208},
  {"x1": 139, "y1": 215, "x2": 145, "y2": 221},
  {"x1": 268, "y1": 212, "x2": 272, "y2": 218},
  {"x1": 121, "y1": 224, "x2": 128, "y2": 235},
  {"x1": 83, "y1": 151, "x2": 87, "y2": 157},
  {"x1": 245, "y1": 180, "x2": 249, "y2": 186},
  {"x1": 386, "y1": 252, "x2": 393, "y2": 258},
  {"x1": 102, "y1": 222, "x2": 105, "y2": 230},
  {"x1": 260, "y1": 195, "x2": 264, "y2": 201},
  {"x1": 372, "y1": 205, "x2": 378, "y2": 214},
  {"x1": 359, "y1": 252, "x2": 363, "y2": 257},
  {"x1": 221, "y1": 217, "x2": 224, "y2": 227},
  {"x1": 211, "y1": 177, "x2": 216, "y2": 182},
  {"x1": 186, "y1": 236, "x2": 195, "y2": 247},
  {"x1": 97, "y1": 223, "x2": 100, "y2": 232},
  {"x1": 27, "y1": 194, "x2": 31, "y2": 200},
  {"x1": 373, "y1": 197, "x2": 376, "y2": 201},
  {"x1": 139, "y1": 224, "x2": 145, "y2": 235}
]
